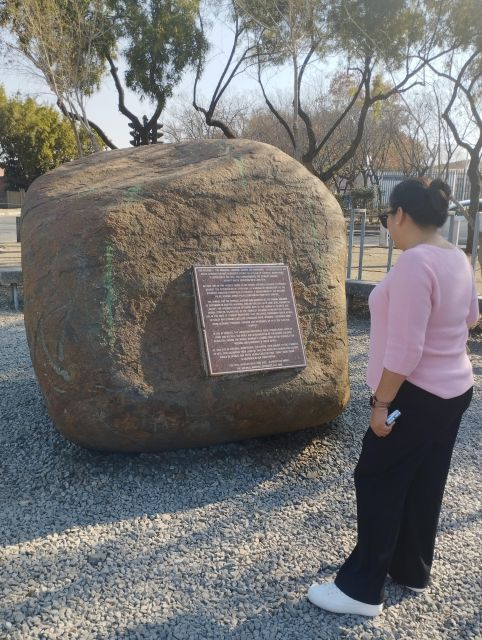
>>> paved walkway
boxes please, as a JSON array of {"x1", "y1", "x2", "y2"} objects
[
  {"x1": 0, "y1": 243, "x2": 21, "y2": 269},
  {"x1": 349, "y1": 244, "x2": 482, "y2": 294}
]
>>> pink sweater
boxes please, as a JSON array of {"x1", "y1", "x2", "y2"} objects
[{"x1": 367, "y1": 244, "x2": 480, "y2": 399}]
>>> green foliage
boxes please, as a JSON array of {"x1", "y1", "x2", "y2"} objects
[
  {"x1": 1, "y1": 0, "x2": 207, "y2": 144},
  {"x1": 0, "y1": 0, "x2": 113, "y2": 98},
  {"x1": 111, "y1": 0, "x2": 208, "y2": 107},
  {"x1": 426, "y1": 0, "x2": 482, "y2": 51},
  {"x1": 0, "y1": 86, "x2": 91, "y2": 190},
  {"x1": 0, "y1": 0, "x2": 116, "y2": 152},
  {"x1": 237, "y1": 0, "x2": 326, "y2": 63},
  {"x1": 334, "y1": 192, "x2": 351, "y2": 210},
  {"x1": 350, "y1": 186, "x2": 374, "y2": 207},
  {"x1": 328, "y1": 0, "x2": 425, "y2": 65}
]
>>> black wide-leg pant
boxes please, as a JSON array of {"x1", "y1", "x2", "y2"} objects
[{"x1": 335, "y1": 381, "x2": 473, "y2": 606}]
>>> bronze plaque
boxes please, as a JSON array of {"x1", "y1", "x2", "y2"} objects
[{"x1": 193, "y1": 264, "x2": 307, "y2": 376}]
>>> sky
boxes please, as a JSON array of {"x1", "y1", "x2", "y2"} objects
[
  {"x1": 0, "y1": 17, "x2": 304, "y2": 149},
  {"x1": 0, "y1": 12, "x2": 471, "y2": 162}
]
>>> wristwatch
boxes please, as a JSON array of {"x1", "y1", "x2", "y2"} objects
[{"x1": 369, "y1": 394, "x2": 391, "y2": 408}]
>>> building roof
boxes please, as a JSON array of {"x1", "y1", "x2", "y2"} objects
[{"x1": 436, "y1": 160, "x2": 468, "y2": 170}]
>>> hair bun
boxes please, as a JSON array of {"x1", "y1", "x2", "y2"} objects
[
  {"x1": 428, "y1": 178, "x2": 451, "y2": 209},
  {"x1": 389, "y1": 176, "x2": 450, "y2": 228},
  {"x1": 427, "y1": 179, "x2": 450, "y2": 218}
]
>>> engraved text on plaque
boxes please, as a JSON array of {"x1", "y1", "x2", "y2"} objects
[{"x1": 193, "y1": 264, "x2": 307, "y2": 375}]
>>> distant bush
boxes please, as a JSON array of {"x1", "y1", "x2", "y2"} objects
[{"x1": 350, "y1": 187, "x2": 374, "y2": 209}]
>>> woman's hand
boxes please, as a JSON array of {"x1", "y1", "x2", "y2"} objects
[{"x1": 370, "y1": 407, "x2": 393, "y2": 438}]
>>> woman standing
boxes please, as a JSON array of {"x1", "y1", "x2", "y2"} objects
[{"x1": 308, "y1": 178, "x2": 480, "y2": 617}]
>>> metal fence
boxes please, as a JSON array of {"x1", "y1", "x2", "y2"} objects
[
  {"x1": 378, "y1": 169, "x2": 473, "y2": 207},
  {"x1": 346, "y1": 208, "x2": 481, "y2": 282},
  {"x1": 0, "y1": 189, "x2": 25, "y2": 209}
]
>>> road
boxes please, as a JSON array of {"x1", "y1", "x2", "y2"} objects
[
  {"x1": 0, "y1": 216, "x2": 384, "y2": 246},
  {"x1": 0, "y1": 215, "x2": 19, "y2": 244},
  {"x1": 0, "y1": 214, "x2": 480, "y2": 293}
]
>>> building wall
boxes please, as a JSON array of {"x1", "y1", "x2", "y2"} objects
[{"x1": 378, "y1": 169, "x2": 475, "y2": 206}]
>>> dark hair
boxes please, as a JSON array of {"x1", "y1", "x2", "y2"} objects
[{"x1": 389, "y1": 177, "x2": 451, "y2": 228}]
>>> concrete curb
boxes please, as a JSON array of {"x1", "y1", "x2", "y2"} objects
[
  {"x1": 2, "y1": 271, "x2": 481, "y2": 315},
  {"x1": 346, "y1": 278, "x2": 482, "y2": 313},
  {"x1": 0, "y1": 269, "x2": 22, "y2": 310},
  {"x1": 0, "y1": 209, "x2": 21, "y2": 217}
]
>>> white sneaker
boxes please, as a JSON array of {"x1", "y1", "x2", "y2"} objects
[
  {"x1": 307, "y1": 582, "x2": 383, "y2": 617},
  {"x1": 387, "y1": 574, "x2": 425, "y2": 593},
  {"x1": 405, "y1": 585, "x2": 425, "y2": 593}
]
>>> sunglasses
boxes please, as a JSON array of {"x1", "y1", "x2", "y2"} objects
[{"x1": 378, "y1": 209, "x2": 395, "y2": 229}]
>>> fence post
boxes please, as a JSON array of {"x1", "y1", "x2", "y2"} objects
[
  {"x1": 379, "y1": 223, "x2": 389, "y2": 248},
  {"x1": 448, "y1": 214, "x2": 455, "y2": 243},
  {"x1": 471, "y1": 211, "x2": 480, "y2": 270},
  {"x1": 386, "y1": 236, "x2": 394, "y2": 272},
  {"x1": 454, "y1": 218, "x2": 462, "y2": 246},
  {"x1": 346, "y1": 208, "x2": 355, "y2": 279},
  {"x1": 356, "y1": 208, "x2": 367, "y2": 281}
]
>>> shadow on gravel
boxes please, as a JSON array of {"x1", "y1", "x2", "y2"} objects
[
  {"x1": 468, "y1": 337, "x2": 482, "y2": 375},
  {"x1": 89, "y1": 587, "x2": 409, "y2": 640},
  {"x1": 440, "y1": 507, "x2": 482, "y2": 535},
  {"x1": 92, "y1": 607, "x2": 387, "y2": 640},
  {"x1": 0, "y1": 372, "x2": 341, "y2": 547},
  {"x1": 0, "y1": 305, "x2": 355, "y2": 549},
  {"x1": 2, "y1": 312, "x2": 480, "y2": 639}
]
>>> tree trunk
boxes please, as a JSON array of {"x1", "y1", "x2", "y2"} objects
[
  {"x1": 464, "y1": 153, "x2": 481, "y2": 253},
  {"x1": 292, "y1": 51, "x2": 300, "y2": 162},
  {"x1": 80, "y1": 102, "x2": 100, "y2": 153}
]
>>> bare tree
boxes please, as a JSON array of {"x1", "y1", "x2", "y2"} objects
[
  {"x1": 243, "y1": 96, "x2": 295, "y2": 154},
  {"x1": 1, "y1": 0, "x2": 115, "y2": 154},
  {"x1": 193, "y1": 2, "x2": 262, "y2": 139},
  {"x1": 235, "y1": 0, "x2": 324, "y2": 161},
  {"x1": 427, "y1": 50, "x2": 482, "y2": 254},
  {"x1": 165, "y1": 92, "x2": 252, "y2": 141},
  {"x1": 194, "y1": 0, "x2": 460, "y2": 186},
  {"x1": 388, "y1": 89, "x2": 441, "y2": 176}
]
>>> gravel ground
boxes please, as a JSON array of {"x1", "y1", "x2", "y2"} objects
[{"x1": 1, "y1": 303, "x2": 481, "y2": 640}]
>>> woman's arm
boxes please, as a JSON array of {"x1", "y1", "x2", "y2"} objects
[
  {"x1": 370, "y1": 368, "x2": 407, "y2": 437},
  {"x1": 375, "y1": 368, "x2": 407, "y2": 404},
  {"x1": 371, "y1": 252, "x2": 432, "y2": 437},
  {"x1": 467, "y1": 276, "x2": 480, "y2": 328}
]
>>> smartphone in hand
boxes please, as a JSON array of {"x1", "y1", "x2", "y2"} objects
[{"x1": 385, "y1": 409, "x2": 401, "y2": 426}]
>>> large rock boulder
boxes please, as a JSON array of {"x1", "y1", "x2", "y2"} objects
[{"x1": 22, "y1": 140, "x2": 349, "y2": 452}]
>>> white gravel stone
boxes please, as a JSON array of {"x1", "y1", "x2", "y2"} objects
[{"x1": 0, "y1": 303, "x2": 481, "y2": 640}]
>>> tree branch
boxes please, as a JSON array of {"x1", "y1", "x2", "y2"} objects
[
  {"x1": 257, "y1": 52, "x2": 296, "y2": 149},
  {"x1": 106, "y1": 53, "x2": 142, "y2": 128},
  {"x1": 307, "y1": 57, "x2": 370, "y2": 164},
  {"x1": 57, "y1": 101, "x2": 117, "y2": 149},
  {"x1": 209, "y1": 12, "x2": 244, "y2": 112},
  {"x1": 146, "y1": 101, "x2": 165, "y2": 130},
  {"x1": 427, "y1": 52, "x2": 482, "y2": 151},
  {"x1": 211, "y1": 45, "x2": 252, "y2": 115},
  {"x1": 296, "y1": 42, "x2": 319, "y2": 159},
  {"x1": 192, "y1": 9, "x2": 241, "y2": 138},
  {"x1": 318, "y1": 61, "x2": 373, "y2": 183}
]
